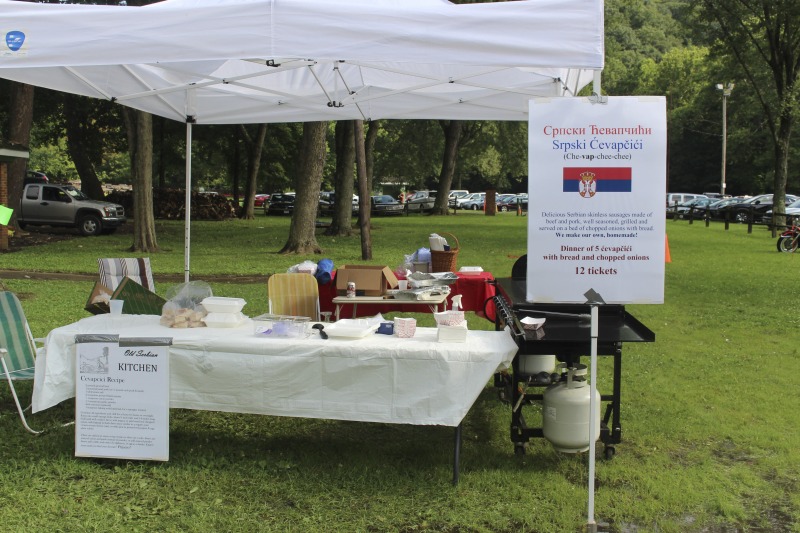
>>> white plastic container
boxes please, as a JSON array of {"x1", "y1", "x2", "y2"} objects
[
  {"x1": 203, "y1": 311, "x2": 248, "y2": 328},
  {"x1": 201, "y1": 297, "x2": 246, "y2": 314}
]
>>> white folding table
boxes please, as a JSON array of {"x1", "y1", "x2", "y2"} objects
[{"x1": 33, "y1": 314, "x2": 518, "y2": 483}]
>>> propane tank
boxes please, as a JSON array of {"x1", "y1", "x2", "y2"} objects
[{"x1": 542, "y1": 364, "x2": 600, "y2": 453}]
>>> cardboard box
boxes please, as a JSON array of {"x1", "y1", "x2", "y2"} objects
[
  {"x1": 84, "y1": 281, "x2": 113, "y2": 315},
  {"x1": 84, "y1": 277, "x2": 167, "y2": 316},
  {"x1": 335, "y1": 265, "x2": 399, "y2": 296},
  {"x1": 110, "y1": 277, "x2": 167, "y2": 315}
]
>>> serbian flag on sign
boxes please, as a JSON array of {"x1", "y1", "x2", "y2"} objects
[{"x1": 563, "y1": 167, "x2": 632, "y2": 196}]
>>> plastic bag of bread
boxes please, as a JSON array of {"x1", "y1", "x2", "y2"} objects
[{"x1": 159, "y1": 281, "x2": 212, "y2": 328}]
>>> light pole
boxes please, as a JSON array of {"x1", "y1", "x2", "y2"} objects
[{"x1": 715, "y1": 82, "x2": 734, "y2": 196}]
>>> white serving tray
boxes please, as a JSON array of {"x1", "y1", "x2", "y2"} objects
[{"x1": 324, "y1": 319, "x2": 379, "y2": 338}]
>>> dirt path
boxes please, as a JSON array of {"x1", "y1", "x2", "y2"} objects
[{"x1": 0, "y1": 269, "x2": 268, "y2": 284}]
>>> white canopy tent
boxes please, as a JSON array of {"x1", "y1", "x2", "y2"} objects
[
  {"x1": 0, "y1": 0, "x2": 603, "y2": 123},
  {"x1": 1, "y1": 0, "x2": 604, "y2": 277},
  {"x1": 3, "y1": 0, "x2": 608, "y2": 525}
]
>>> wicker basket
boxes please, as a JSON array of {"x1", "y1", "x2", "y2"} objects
[{"x1": 430, "y1": 232, "x2": 459, "y2": 272}]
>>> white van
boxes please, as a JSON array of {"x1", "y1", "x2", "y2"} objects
[
  {"x1": 448, "y1": 190, "x2": 469, "y2": 207},
  {"x1": 666, "y1": 193, "x2": 707, "y2": 208}
]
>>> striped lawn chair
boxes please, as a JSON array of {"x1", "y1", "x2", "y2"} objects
[
  {"x1": 0, "y1": 291, "x2": 42, "y2": 434},
  {"x1": 97, "y1": 257, "x2": 156, "y2": 292}
]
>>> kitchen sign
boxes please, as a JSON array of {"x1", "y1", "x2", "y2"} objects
[
  {"x1": 527, "y1": 96, "x2": 667, "y2": 304},
  {"x1": 75, "y1": 335, "x2": 171, "y2": 461}
]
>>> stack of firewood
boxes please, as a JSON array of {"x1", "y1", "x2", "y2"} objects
[{"x1": 105, "y1": 189, "x2": 237, "y2": 220}]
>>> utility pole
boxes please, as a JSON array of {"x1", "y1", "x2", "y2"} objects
[{"x1": 715, "y1": 83, "x2": 734, "y2": 196}]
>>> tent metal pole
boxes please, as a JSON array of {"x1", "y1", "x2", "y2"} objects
[
  {"x1": 587, "y1": 304, "x2": 599, "y2": 533},
  {"x1": 184, "y1": 121, "x2": 192, "y2": 283},
  {"x1": 590, "y1": 70, "x2": 607, "y2": 105},
  {"x1": 593, "y1": 70, "x2": 602, "y2": 98}
]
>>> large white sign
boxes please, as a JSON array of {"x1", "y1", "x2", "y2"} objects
[
  {"x1": 75, "y1": 335, "x2": 171, "y2": 461},
  {"x1": 527, "y1": 97, "x2": 667, "y2": 304}
]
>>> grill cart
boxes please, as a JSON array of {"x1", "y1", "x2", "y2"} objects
[{"x1": 492, "y1": 275, "x2": 655, "y2": 458}]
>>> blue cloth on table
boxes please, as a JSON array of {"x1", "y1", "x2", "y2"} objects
[{"x1": 315, "y1": 259, "x2": 334, "y2": 285}]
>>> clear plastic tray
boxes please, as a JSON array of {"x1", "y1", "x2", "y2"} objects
[{"x1": 253, "y1": 314, "x2": 310, "y2": 337}]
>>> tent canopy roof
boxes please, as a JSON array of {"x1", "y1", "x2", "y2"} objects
[{"x1": 0, "y1": 0, "x2": 604, "y2": 123}]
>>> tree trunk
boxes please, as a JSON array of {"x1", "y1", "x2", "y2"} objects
[
  {"x1": 771, "y1": 113, "x2": 792, "y2": 234},
  {"x1": 123, "y1": 108, "x2": 159, "y2": 252},
  {"x1": 326, "y1": 120, "x2": 355, "y2": 236},
  {"x1": 64, "y1": 94, "x2": 104, "y2": 200},
  {"x1": 279, "y1": 121, "x2": 326, "y2": 254},
  {"x1": 365, "y1": 120, "x2": 380, "y2": 184},
  {"x1": 354, "y1": 120, "x2": 372, "y2": 260},
  {"x1": 432, "y1": 120, "x2": 463, "y2": 215},
  {"x1": 239, "y1": 124, "x2": 268, "y2": 220},
  {"x1": 7, "y1": 81, "x2": 34, "y2": 230}
]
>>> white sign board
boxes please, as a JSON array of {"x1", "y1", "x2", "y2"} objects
[
  {"x1": 527, "y1": 96, "x2": 667, "y2": 304},
  {"x1": 75, "y1": 335, "x2": 171, "y2": 461}
]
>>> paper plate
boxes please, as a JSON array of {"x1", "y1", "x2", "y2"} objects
[{"x1": 520, "y1": 316, "x2": 546, "y2": 330}]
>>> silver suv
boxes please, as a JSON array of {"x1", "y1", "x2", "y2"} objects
[{"x1": 405, "y1": 190, "x2": 437, "y2": 211}]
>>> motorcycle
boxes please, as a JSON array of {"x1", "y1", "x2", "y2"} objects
[{"x1": 776, "y1": 223, "x2": 799, "y2": 252}]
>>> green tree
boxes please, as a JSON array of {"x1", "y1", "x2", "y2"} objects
[
  {"x1": 693, "y1": 0, "x2": 800, "y2": 229},
  {"x1": 635, "y1": 46, "x2": 722, "y2": 192}
]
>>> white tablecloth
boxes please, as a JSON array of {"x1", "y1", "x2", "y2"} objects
[{"x1": 33, "y1": 315, "x2": 517, "y2": 426}]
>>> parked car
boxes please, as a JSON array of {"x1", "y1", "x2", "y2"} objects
[
  {"x1": 761, "y1": 198, "x2": 800, "y2": 225},
  {"x1": 725, "y1": 194, "x2": 799, "y2": 224},
  {"x1": 264, "y1": 192, "x2": 295, "y2": 215},
  {"x1": 405, "y1": 190, "x2": 437, "y2": 211},
  {"x1": 666, "y1": 192, "x2": 707, "y2": 209},
  {"x1": 17, "y1": 182, "x2": 126, "y2": 236},
  {"x1": 448, "y1": 190, "x2": 470, "y2": 207},
  {"x1": 319, "y1": 192, "x2": 359, "y2": 214},
  {"x1": 671, "y1": 197, "x2": 717, "y2": 219},
  {"x1": 704, "y1": 196, "x2": 746, "y2": 220},
  {"x1": 24, "y1": 170, "x2": 49, "y2": 185},
  {"x1": 496, "y1": 193, "x2": 521, "y2": 212},
  {"x1": 254, "y1": 193, "x2": 270, "y2": 207},
  {"x1": 456, "y1": 192, "x2": 484, "y2": 208},
  {"x1": 370, "y1": 195, "x2": 404, "y2": 216},
  {"x1": 461, "y1": 192, "x2": 486, "y2": 211}
]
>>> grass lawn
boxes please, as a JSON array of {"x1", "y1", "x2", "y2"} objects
[{"x1": 1, "y1": 212, "x2": 799, "y2": 532}]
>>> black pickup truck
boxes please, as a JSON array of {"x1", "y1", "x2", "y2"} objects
[{"x1": 17, "y1": 183, "x2": 126, "y2": 236}]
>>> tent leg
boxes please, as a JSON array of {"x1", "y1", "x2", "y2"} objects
[
  {"x1": 452, "y1": 422, "x2": 462, "y2": 485},
  {"x1": 184, "y1": 121, "x2": 192, "y2": 283}
]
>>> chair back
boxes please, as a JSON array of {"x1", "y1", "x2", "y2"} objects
[
  {"x1": 98, "y1": 258, "x2": 155, "y2": 291},
  {"x1": 268, "y1": 273, "x2": 320, "y2": 321},
  {"x1": 0, "y1": 291, "x2": 37, "y2": 379}
]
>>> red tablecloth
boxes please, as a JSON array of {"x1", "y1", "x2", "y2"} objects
[{"x1": 319, "y1": 271, "x2": 496, "y2": 321}]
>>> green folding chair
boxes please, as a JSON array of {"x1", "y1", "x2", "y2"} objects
[{"x1": 0, "y1": 291, "x2": 42, "y2": 434}]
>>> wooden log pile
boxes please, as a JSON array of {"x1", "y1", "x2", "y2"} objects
[{"x1": 105, "y1": 189, "x2": 237, "y2": 220}]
